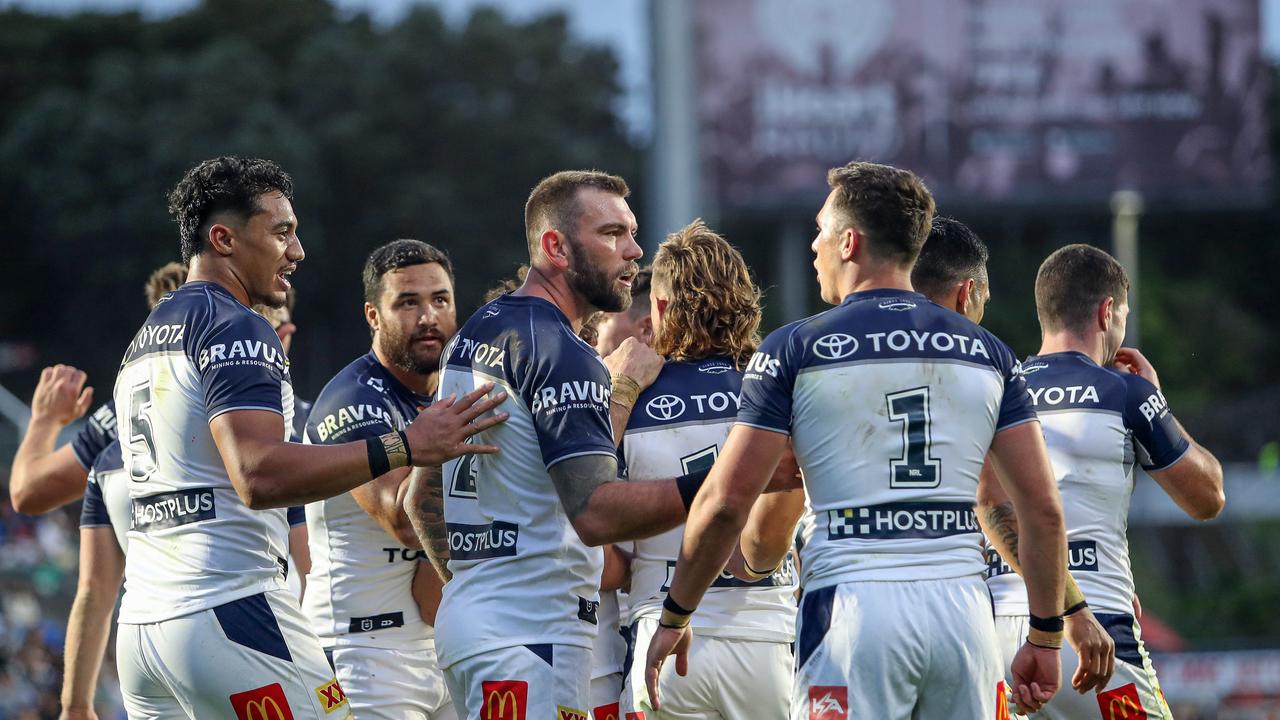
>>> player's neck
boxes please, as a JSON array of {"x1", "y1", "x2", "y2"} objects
[
  {"x1": 186, "y1": 257, "x2": 252, "y2": 307},
  {"x1": 837, "y1": 265, "x2": 914, "y2": 301},
  {"x1": 514, "y1": 264, "x2": 590, "y2": 331},
  {"x1": 1038, "y1": 332, "x2": 1105, "y2": 365},
  {"x1": 371, "y1": 345, "x2": 439, "y2": 397}
]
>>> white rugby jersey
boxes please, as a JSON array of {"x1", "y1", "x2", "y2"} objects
[
  {"x1": 434, "y1": 294, "x2": 612, "y2": 668},
  {"x1": 624, "y1": 357, "x2": 797, "y2": 643},
  {"x1": 303, "y1": 352, "x2": 433, "y2": 649},
  {"x1": 80, "y1": 441, "x2": 131, "y2": 552},
  {"x1": 114, "y1": 281, "x2": 294, "y2": 624},
  {"x1": 986, "y1": 352, "x2": 1190, "y2": 615},
  {"x1": 737, "y1": 289, "x2": 1036, "y2": 591}
]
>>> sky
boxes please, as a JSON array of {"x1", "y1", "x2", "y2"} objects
[{"x1": 2, "y1": 0, "x2": 1276, "y2": 137}]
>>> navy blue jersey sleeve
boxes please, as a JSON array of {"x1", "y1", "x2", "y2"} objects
[
  {"x1": 71, "y1": 400, "x2": 118, "y2": 470},
  {"x1": 287, "y1": 506, "x2": 306, "y2": 526},
  {"x1": 193, "y1": 310, "x2": 289, "y2": 420},
  {"x1": 991, "y1": 338, "x2": 1037, "y2": 432},
  {"x1": 517, "y1": 327, "x2": 615, "y2": 469},
  {"x1": 1121, "y1": 374, "x2": 1190, "y2": 471},
  {"x1": 305, "y1": 380, "x2": 395, "y2": 445},
  {"x1": 79, "y1": 475, "x2": 112, "y2": 528},
  {"x1": 736, "y1": 323, "x2": 802, "y2": 434}
]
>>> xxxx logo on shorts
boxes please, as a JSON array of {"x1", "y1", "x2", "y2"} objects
[
  {"x1": 481, "y1": 680, "x2": 527, "y2": 720},
  {"x1": 1097, "y1": 684, "x2": 1147, "y2": 719},
  {"x1": 995, "y1": 681, "x2": 1011, "y2": 720},
  {"x1": 230, "y1": 683, "x2": 295, "y2": 720},
  {"x1": 557, "y1": 706, "x2": 588, "y2": 720},
  {"x1": 808, "y1": 686, "x2": 848, "y2": 720},
  {"x1": 314, "y1": 678, "x2": 347, "y2": 714},
  {"x1": 593, "y1": 702, "x2": 621, "y2": 720}
]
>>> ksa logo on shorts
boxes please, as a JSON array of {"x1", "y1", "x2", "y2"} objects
[
  {"x1": 808, "y1": 686, "x2": 847, "y2": 720},
  {"x1": 314, "y1": 678, "x2": 347, "y2": 714},
  {"x1": 812, "y1": 333, "x2": 858, "y2": 360},
  {"x1": 481, "y1": 680, "x2": 527, "y2": 720},
  {"x1": 1097, "y1": 684, "x2": 1147, "y2": 719},
  {"x1": 229, "y1": 683, "x2": 294, "y2": 720},
  {"x1": 645, "y1": 394, "x2": 686, "y2": 421}
]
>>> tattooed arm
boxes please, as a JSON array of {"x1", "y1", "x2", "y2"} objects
[
  {"x1": 977, "y1": 455, "x2": 1115, "y2": 694},
  {"x1": 405, "y1": 465, "x2": 451, "y2": 582}
]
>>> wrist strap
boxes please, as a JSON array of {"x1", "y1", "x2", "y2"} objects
[
  {"x1": 367, "y1": 431, "x2": 412, "y2": 478},
  {"x1": 1027, "y1": 627, "x2": 1064, "y2": 649},
  {"x1": 1029, "y1": 612, "x2": 1065, "y2": 633},
  {"x1": 366, "y1": 436, "x2": 391, "y2": 478},
  {"x1": 741, "y1": 558, "x2": 777, "y2": 581},
  {"x1": 1064, "y1": 600, "x2": 1089, "y2": 616},
  {"x1": 610, "y1": 373, "x2": 642, "y2": 408},
  {"x1": 659, "y1": 594, "x2": 694, "y2": 628},
  {"x1": 675, "y1": 468, "x2": 710, "y2": 512}
]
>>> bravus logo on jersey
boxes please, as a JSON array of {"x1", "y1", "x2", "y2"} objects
[
  {"x1": 530, "y1": 380, "x2": 610, "y2": 414},
  {"x1": 199, "y1": 338, "x2": 287, "y2": 373},
  {"x1": 313, "y1": 404, "x2": 392, "y2": 442}
]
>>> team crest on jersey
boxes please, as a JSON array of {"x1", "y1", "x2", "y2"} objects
[
  {"x1": 314, "y1": 678, "x2": 347, "y2": 714},
  {"x1": 812, "y1": 333, "x2": 859, "y2": 360},
  {"x1": 481, "y1": 680, "x2": 527, "y2": 720},
  {"x1": 697, "y1": 360, "x2": 732, "y2": 374},
  {"x1": 1019, "y1": 361, "x2": 1048, "y2": 375},
  {"x1": 366, "y1": 377, "x2": 384, "y2": 392},
  {"x1": 229, "y1": 682, "x2": 294, "y2": 720},
  {"x1": 878, "y1": 299, "x2": 917, "y2": 311},
  {"x1": 808, "y1": 686, "x2": 847, "y2": 719},
  {"x1": 557, "y1": 706, "x2": 588, "y2": 720},
  {"x1": 645, "y1": 394, "x2": 686, "y2": 421},
  {"x1": 1097, "y1": 684, "x2": 1147, "y2": 719}
]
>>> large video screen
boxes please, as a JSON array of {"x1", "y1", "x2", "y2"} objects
[{"x1": 695, "y1": 0, "x2": 1268, "y2": 207}]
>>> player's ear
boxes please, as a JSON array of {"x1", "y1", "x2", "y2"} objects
[
  {"x1": 540, "y1": 229, "x2": 570, "y2": 270},
  {"x1": 1098, "y1": 296, "x2": 1115, "y2": 332},
  {"x1": 956, "y1": 280, "x2": 973, "y2": 316},
  {"x1": 840, "y1": 227, "x2": 860, "y2": 261},
  {"x1": 207, "y1": 222, "x2": 236, "y2": 257},
  {"x1": 364, "y1": 301, "x2": 379, "y2": 333}
]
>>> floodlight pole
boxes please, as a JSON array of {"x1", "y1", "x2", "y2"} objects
[
  {"x1": 1111, "y1": 190, "x2": 1143, "y2": 347},
  {"x1": 649, "y1": 0, "x2": 701, "y2": 244}
]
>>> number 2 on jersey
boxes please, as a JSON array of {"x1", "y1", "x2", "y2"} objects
[
  {"x1": 886, "y1": 387, "x2": 940, "y2": 488},
  {"x1": 127, "y1": 382, "x2": 158, "y2": 482}
]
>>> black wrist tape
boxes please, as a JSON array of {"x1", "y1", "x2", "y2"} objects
[
  {"x1": 1028, "y1": 612, "x2": 1065, "y2": 633},
  {"x1": 663, "y1": 593, "x2": 695, "y2": 617},
  {"x1": 366, "y1": 436, "x2": 391, "y2": 478},
  {"x1": 1064, "y1": 600, "x2": 1089, "y2": 616},
  {"x1": 675, "y1": 468, "x2": 710, "y2": 512}
]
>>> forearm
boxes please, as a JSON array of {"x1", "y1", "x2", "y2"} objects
[
  {"x1": 405, "y1": 466, "x2": 451, "y2": 581},
  {"x1": 411, "y1": 560, "x2": 444, "y2": 626},
  {"x1": 667, "y1": 485, "x2": 752, "y2": 610},
  {"x1": 354, "y1": 468, "x2": 421, "y2": 549},
  {"x1": 61, "y1": 588, "x2": 115, "y2": 710},
  {"x1": 11, "y1": 421, "x2": 81, "y2": 513},
  {"x1": 977, "y1": 501, "x2": 1084, "y2": 612},
  {"x1": 574, "y1": 479, "x2": 686, "y2": 546},
  {"x1": 739, "y1": 489, "x2": 805, "y2": 573},
  {"x1": 610, "y1": 403, "x2": 632, "y2": 448},
  {"x1": 229, "y1": 438, "x2": 376, "y2": 508}
]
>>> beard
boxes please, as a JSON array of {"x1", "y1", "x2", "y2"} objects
[
  {"x1": 379, "y1": 324, "x2": 444, "y2": 376},
  {"x1": 565, "y1": 237, "x2": 634, "y2": 313}
]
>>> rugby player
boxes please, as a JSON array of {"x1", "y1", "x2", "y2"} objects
[
  {"x1": 303, "y1": 239, "x2": 460, "y2": 719},
  {"x1": 913, "y1": 218, "x2": 1117, "y2": 702},
  {"x1": 621, "y1": 220, "x2": 800, "y2": 719},
  {"x1": 8, "y1": 262, "x2": 187, "y2": 514},
  {"x1": 112, "y1": 156, "x2": 506, "y2": 718},
  {"x1": 982, "y1": 244, "x2": 1223, "y2": 717},
  {"x1": 428, "y1": 170, "x2": 738, "y2": 716},
  {"x1": 645, "y1": 162, "x2": 1070, "y2": 718}
]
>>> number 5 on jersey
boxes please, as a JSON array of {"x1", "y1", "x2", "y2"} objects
[{"x1": 127, "y1": 382, "x2": 158, "y2": 482}]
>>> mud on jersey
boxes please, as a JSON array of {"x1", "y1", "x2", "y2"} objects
[
  {"x1": 114, "y1": 281, "x2": 294, "y2": 624},
  {"x1": 737, "y1": 289, "x2": 1036, "y2": 591},
  {"x1": 623, "y1": 357, "x2": 797, "y2": 643},
  {"x1": 303, "y1": 352, "x2": 434, "y2": 649},
  {"x1": 986, "y1": 351, "x2": 1189, "y2": 615},
  {"x1": 434, "y1": 294, "x2": 612, "y2": 668}
]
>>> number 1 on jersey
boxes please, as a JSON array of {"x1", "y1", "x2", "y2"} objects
[{"x1": 886, "y1": 387, "x2": 940, "y2": 489}]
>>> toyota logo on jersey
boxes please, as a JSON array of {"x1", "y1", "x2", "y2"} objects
[
  {"x1": 645, "y1": 394, "x2": 686, "y2": 421},
  {"x1": 811, "y1": 333, "x2": 859, "y2": 360}
]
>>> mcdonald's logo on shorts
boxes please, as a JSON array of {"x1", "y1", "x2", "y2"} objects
[
  {"x1": 624, "y1": 714, "x2": 646, "y2": 720},
  {"x1": 995, "y1": 680, "x2": 1011, "y2": 720},
  {"x1": 481, "y1": 680, "x2": 528, "y2": 720},
  {"x1": 314, "y1": 678, "x2": 348, "y2": 714},
  {"x1": 593, "y1": 702, "x2": 620, "y2": 720},
  {"x1": 230, "y1": 683, "x2": 295, "y2": 720},
  {"x1": 1097, "y1": 684, "x2": 1148, "y2": 719}
]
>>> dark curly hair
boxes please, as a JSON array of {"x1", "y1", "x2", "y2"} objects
[
  {"x1": 167, "y1": 157, "x2": 294, "y2": 263},
  {"x1": 362, "y1": 239, "x2": 455, "y2": 304}
]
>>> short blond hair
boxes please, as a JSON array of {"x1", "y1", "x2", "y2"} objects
[
  {"x1": 652, "y1": 220, "x2": 761, "y2": 370},
  {"x1": 144, "y1": 262, "x2": 188, "y2": 309}
]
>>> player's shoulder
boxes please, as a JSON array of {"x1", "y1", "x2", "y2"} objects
[
  {"x1": 90, "y1": 439, "x2": 123, "y2": 476},
  {"x1": 316, "y1": 352, "x2": 388, "y2": 403},
  {"x1": 1020, "y1": 352, "x2": 1129, "y2": 411},
  {"x1": 629, "y1": 357, "x2": 742, "y2": 432}
]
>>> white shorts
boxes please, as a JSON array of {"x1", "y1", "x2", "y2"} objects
[
  {"x1": 994, "y1": 613, "x2": 1172, "y2": 719},
  {"x1": 622, "y1": 617, "x2": 791, "y2": 719},
  {"x1": 792, "y1": 576, "x2": 1002, "y2": 720},
  {"x1": 117, "y1": 589, "x2": 352, "y2": 719},
  {"x1": 327, "y1": 642, "x2": 456, "y2": 720},
  {"x1": 442, "y1": 643, "x2": 591, "y2": 719},
  {"x1": 591, "y1": 672, "x2": 623, "y2": 719}
]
